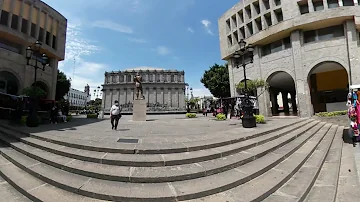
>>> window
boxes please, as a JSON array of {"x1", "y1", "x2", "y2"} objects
[
  {"x1": 21, "y1": 19, "x2": 28, "y2": 34},
  {"x1": 30, "y1": 23, "x2": 36, "y2": 38},
  {"x1": 255, "y1": 17, "x2": 262, "y2": 31},
  {"x1": 274, "y1": 0, "x2": 281, "y2": 6},
  {"x1": 313, "y1": 0, "x2": 324, "y2": 11},
  {"x1": 119, "y1": 75, "x2": 124, "y2": 82},
  {"x1": 274, "y1": 9, "x2": 283, "y2": 22},
  {"x1": 46, "y1": 31, "x2": 51, "y2": 45},
  {"x1": 231, "y1": 15, "x2": 237, "y2": 28},
  {"x1": 227, "y1": 35, "x2": 233, "y2": 47},
  {"x1": 149, "y1": 74, "x2": 153, "y2": 82},
  {"x1": 127, "y1": 75, "x2": 132, "y2": 82},
  {"x1": 239, "y1": 27, "x2": 245, "y2": 38},
  {"x1": 52, "y1": 35, "x2": 57, "y2": 49},
  {"x1": 304, "y1": 30, "x2": 316, "y2": 43},
  {"x1": 247, "y1": 22, "x2": 253, "y2": 35},
  {"x1": 298, "y1": 2, "x2": 309, "y2": 14},
  {"x1": 177, "y1": 74, "x2": 181, "y2": 82},
  {"x1": 171, "y1": 75, "x2": 175, "y2": 82},
  {"x1": 226, "y1": 19, "x2": 231, "y2": 32},
  {"x1": 327, "y1": 0, "x2": 339, "y2": 8},
  {"x1": 343, "y1": 0, "x2": 354, "y2": 6},
  {"x1": 39, "y1": 28, "x2": 44, "y2": 42},
  {"x1": 263, "y1": 0, "x2": 270, "y2": 10},
  {"x1": 11, "y1": 15, "x2": 19, "y2": 30},
  {"x1": 245, "y1": 5, "x2": 251, "y2": 19},
  {"x1": 264, "y1": 13, "x2": 272, "y2": 27},
  {"x1": 233, "y1": 31, "x2": 239, "y2": 43},
  {"x1": 253, "y1": 1, "x2": 260, "y2": 15},
  {"x1": 261, "y1": 37, "x2": 291, "y2": 56},
  {"x1": 238, "y1": 10, "x2": 244, "y2": 24},
  {"x1": 0, "y1": 11, "x2": 9, "y2": 26}
]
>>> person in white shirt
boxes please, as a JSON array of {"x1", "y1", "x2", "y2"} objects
[
  {"x1": 110, "y1": 100, "x2": 121, "y2": 130},
  {"x1": 58, "y1": 110, "x2": 67, "y2": 123}
]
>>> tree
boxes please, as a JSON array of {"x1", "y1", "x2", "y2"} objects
[
  {"x1": 236, "y1": 79, "x2": 268, "y2": 96},
  {"x1": 55, "y1": 70, "x2": 71, "y2": 101},
  {"x1": 22, "y1": 86, "x2": 47, "y2": 99},
  {"x1": 200, "y1": 63, "x2": 231, "y2": 98}
]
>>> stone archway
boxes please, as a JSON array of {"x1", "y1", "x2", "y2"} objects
[
  {"x1": 266, "y1": 71, "x2": 297, "y2": 116},
  {"x1": 0, "y1": 71, "x2": 20, "y2": 95},
  {"x1": 307, "y1": 61, "x2": 349, "y2": 113}
]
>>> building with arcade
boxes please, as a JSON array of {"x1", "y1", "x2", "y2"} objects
[
  {"x1": 0, "y1": 0, "x2": 67, "y2": 99},
  {"x1": 219, "y1": 0, "x2": 360, "y2": 117}
]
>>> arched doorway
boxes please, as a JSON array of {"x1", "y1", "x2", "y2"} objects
[
  {"x1": 308, "y1": 61, "x2": 348, "y2": 113},
  {"x1": 32, "y1": 81, "x2": 49, "y2": 99},
  {"x1": 267, "y1": 71, "x2": 297, "y2": 116},
  {"x1": 0, "y1": 71, "x2": 20, "y2": 95}
]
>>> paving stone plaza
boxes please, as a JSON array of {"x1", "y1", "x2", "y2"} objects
[{"x1": 0, "y1": 115, "x2": 359, "y2": 201}]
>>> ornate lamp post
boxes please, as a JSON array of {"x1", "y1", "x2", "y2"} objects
[
  {"x1": 25, "y1": 41, "x2": 49, "y2": 127},
  {"x1": 232, "y1": 39, "x2": 256, "y2": 128}
]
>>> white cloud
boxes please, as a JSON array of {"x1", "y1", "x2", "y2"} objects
[
  {"x1": 192, "y1": 87, "x2": 213, "y2": 97},
  {"x1": 201, "y1": 19, "x2": 214, "y2": 35},
  {"x1": 127, "y1": 37, "x2": 148, "y2": 43},
  {"x1": 187, "y1": 27, "x2": 194, "y2": 33},
  {"x1": 156, "y1": 46, "x2": 170, "y2": 56},
  {"x1": 58, "y1": 22, "x2": 107, "y2": 93},
  {"x1": 92, "y1": 20, "x2": 133, "y2": 34}
]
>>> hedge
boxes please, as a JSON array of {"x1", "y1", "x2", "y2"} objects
[
  {"x1": 254, "y1": 114, "x2": 265, "y2": 124},
  {"x1": 315, "y1": 110, "x2": 347, "y2": 117},
  {"x1": 87, "y1": 114, "x2": 98, "y2": 119},
  {"x1": 186, "y1": 113, "x2": 197, "y2": 118},
  {"x1": 66, "y1": 115, "x2": 73, "y2": 122},
  {"x1": 216, "y1": 113, "x2": 226, "y2": 121}
]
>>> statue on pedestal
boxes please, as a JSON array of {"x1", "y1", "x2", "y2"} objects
[{"x1": 134, "y1": 73, "x2": 145, "y2": 100}]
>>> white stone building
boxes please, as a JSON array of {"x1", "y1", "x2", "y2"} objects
[
  {"x1": 102, "y1": 67, "x2": 186, "y2": 113},
  {"x1": 64, "y1": 88, "x2": 89, "y2": 107}
]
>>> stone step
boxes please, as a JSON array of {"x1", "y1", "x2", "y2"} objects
[
  {"x1": 0, "y1": 120, "x2": 317, "y2": 167},
  {"x1": 184, "y1": 123, "x2": 334, "y2": 202},
  {"x1": 0, "y1": 123, "x2": 332, "y2": 201},
  {"x1": 0, "y1": 121, "x2": 325, "y2": 183},
  {"x1": 0, "y1": 155, "x2": 107, "y2": 202},
  {"x1": 0, "y1": 119, "x2": 308, "y2": 154},
  {"x1": 263, "y1": 125, "x2": 338, "y2": 201},
  {"x1": 335, "y1": 139, "x2": 360, "y2": 202},
  {"x1": 0, "y1": 171, "x2": 31, "y2": 202},
  {"x1": 304, "y1": 126, "x2": 344, "y2": 202}
]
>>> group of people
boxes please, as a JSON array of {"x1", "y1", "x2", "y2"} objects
[
  {"x1": 50, "y1": 103, "x2": 67, "y2": 124},
  {"x1": 347, "y1": 89, "x2": 360, "y2": 146}
]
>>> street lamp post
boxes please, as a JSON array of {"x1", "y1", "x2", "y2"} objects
[
  {"x1": 232, "y1": 39, "x2": 256, "y2": 128},
  {"x1": 25, "y1": 41, "x2": 49, "y2": 127}
]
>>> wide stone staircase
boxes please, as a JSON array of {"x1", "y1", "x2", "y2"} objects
[{"x1": 0, "y1": 119, "x2": 357, "y2": 202}]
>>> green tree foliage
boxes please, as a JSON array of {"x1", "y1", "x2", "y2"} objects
[
  {"x1": 22, "y1": 86, "x2": 47, "y2": 99},
  {"x1": 200, "y1": 63, "x2": 231, "y2": 98},
  {"x1": 55, "y1": 70, "x2": 71, "y2": 101},
  {"x1": 87, "y1": 98, "x2": 102, "y2": 111},
  {"x1": 236, "y1": 79, "x2": 268, "y2": 95}
]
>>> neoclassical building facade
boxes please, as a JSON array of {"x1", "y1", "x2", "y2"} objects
[
  {"x1": 0, "y1": 0, "x2": 67, "y2": 99},
  {"x1": 219, "y1": 0, "x2": 360, "y2": 117},
  {"x1": 102, "y1": 67, "x2": 186, "y2": 113}
]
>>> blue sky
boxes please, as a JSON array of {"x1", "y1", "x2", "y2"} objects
[{"x1": 43, "y1": 0, "x2": 238, "y2": 97}]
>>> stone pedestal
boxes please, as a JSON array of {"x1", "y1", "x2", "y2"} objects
[{"x1": 132, "y1": 99, "x2": 147, "y2": 121}]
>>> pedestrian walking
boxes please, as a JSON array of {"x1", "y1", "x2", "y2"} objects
[{"x1": 110, "y1": 100, "x2": 121, "y2": 130}]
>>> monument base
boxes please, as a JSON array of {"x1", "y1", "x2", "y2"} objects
[{"x1": 132, "y1": 99, "x2": 147, "y2": 121}]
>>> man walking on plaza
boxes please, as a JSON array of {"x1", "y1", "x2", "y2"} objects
[{"x1": 110, "y1": 100, "x2": 121, "y2": 130}]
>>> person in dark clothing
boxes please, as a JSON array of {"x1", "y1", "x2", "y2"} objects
[{"x1": 50, "y1": 102, "x2": 58, "y2": 124}]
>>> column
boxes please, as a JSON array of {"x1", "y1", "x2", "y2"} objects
[
  {"x1": 117, "y1": 88, "x2": 120, "y2": 104},
  {"x1": 124, "y1": 88, "x2": 128, "y2": 104},
  {"x1": 354, "y1": 0, "x2": 359, "y2": 6},
  {"x1": 109, "y1": 89, "x2": 113, "y2": 105},
  {"x1": 339, "y1": 0, "x2": 344, "y2": 6},
  {"x1": 228, "y1": 59, "x2": 235, "y2": 97},
  {"x1": 167, "y1": 88, "x2": 172, "y2": 107},
  {"x1": 346, "y1": 20, "x2": 360, "y2": 86},
  {"x1": 257, "y1": 86, "x2": 270, "y2": 116},
  {"x1": 160, "y1": 87, "x2": 164, "y2": 105},
  {"x1": 307, "y1": 0, "x2": 314, "y2": 12},
  {"x1": 177, "y1": 88, "x2": 180, "y2": 108},
  {"x1": 7, "y1": 0, "x2": 14, "y2": 27},
  {"x1": 290, "y1": 91, "x2": 297, "y2": 113},
  {"x1": 27, "y1": 3, "x2": 32, "y2": 35},
  {"x1": 291, "y1": 30, "x2": 312, "y2": 117},
  {"x1": 48, "y1": 15, "x2": 53, "y2": 47},
  {"x1": 17, "y1": 0, "x2": 23, "y2": 31},
  {"x1": 323, "y1": 0, "x2": 329, "y2": 9},
  {"x1": 102, "y1": 89, "x2": 106, "y2": 109},
  {"x1": 281, "y1": 91, "x2": 289, "y2": 114}
]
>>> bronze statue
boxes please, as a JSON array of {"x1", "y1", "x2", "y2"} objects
[{"x1": 134, "y1": 73, "x2": 145, "y2": 100}]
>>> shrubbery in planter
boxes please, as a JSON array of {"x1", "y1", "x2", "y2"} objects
[
  {"x1": 315, "y1": 110, "x2": 347, "y2": 117},
  {"x1": 186, "y1": 113, "x2": 197, "y2": 118},
  {"x1": 87, "y1": 114, "x2": 98, "y2": 119},
  {"x1": 254, "y1": 114, "x2": 265, "y2": 124},
  {"x1": 216, "y1": 113, "x2": 226, "y2": 121},
  {"x1": 66, "y1": 115, "x2": 73, "y2": 122}
]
